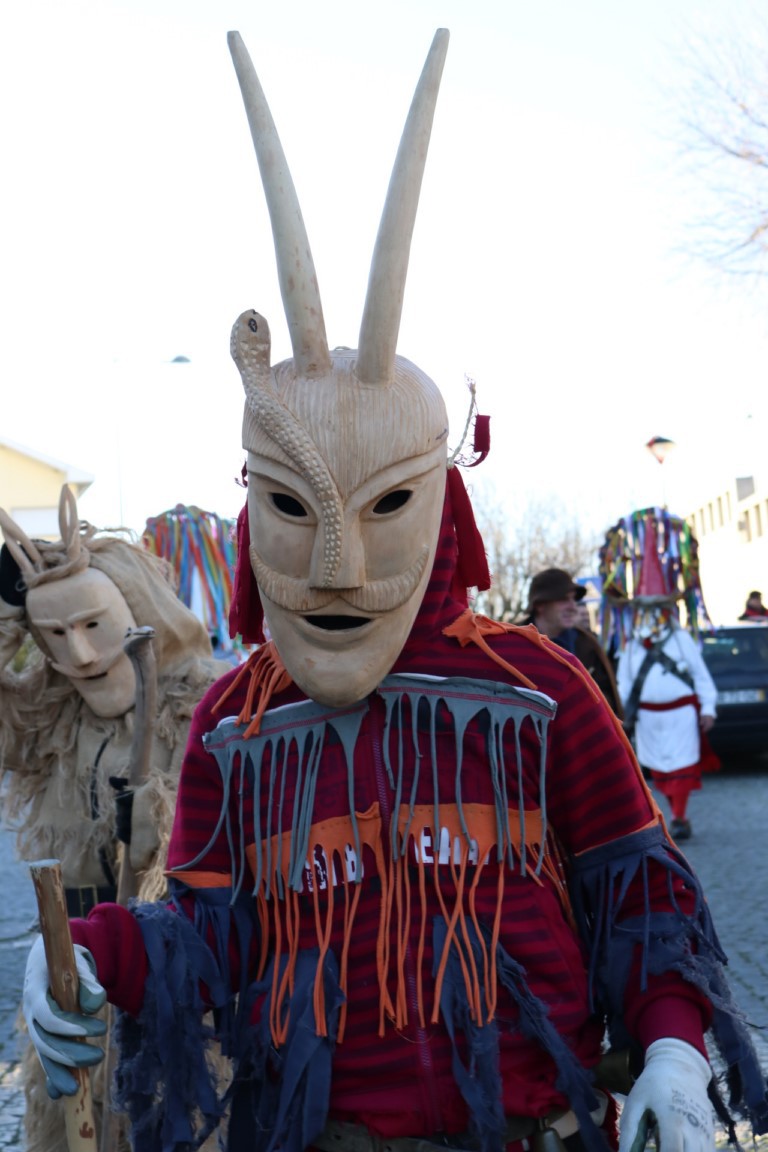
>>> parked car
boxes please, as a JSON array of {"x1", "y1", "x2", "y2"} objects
[{"x1": 700, "y1": 622, "x2": 768, "y2": 760}]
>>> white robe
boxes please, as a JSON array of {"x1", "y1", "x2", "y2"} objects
[{"x1": 617, "y1": 627, "x2": 718, "y2": 773}]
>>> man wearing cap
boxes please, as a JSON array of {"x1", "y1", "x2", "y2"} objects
[{"x1": 523, "y1": 567, "x2": 623, "y2": 715}]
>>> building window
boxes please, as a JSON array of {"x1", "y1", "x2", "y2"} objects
[
  {"x1": 708, "y1": 502, "x2": 715, "y2": 531},
  {"x1": 717, "y1": 496, "x2": 724, "y2": 527},
  {"x1": 699, "y1": 507, "x2": 706, "y2": 535},
  {"x1": 744, "y1": 509, "x2": 752, "y2": 542},
  {"x1": 726, "y1": 492, "x2": 732, "y2": 521},
  {"x1": 755, "y1": 504, "x2": 763, "y2": 537}
]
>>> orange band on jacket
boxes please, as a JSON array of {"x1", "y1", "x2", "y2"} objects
[{"x1": 165, "y1": 869, "x2": 233, "y2": 889}]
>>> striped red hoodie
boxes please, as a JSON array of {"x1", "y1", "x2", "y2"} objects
[{"x1": 71, "y1": 484, "x2": 766, "y2": 1152}]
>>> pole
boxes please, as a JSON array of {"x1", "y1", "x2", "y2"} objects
[
  {"x1": 115, "y1": 626, "x2": 158, "y2": 904},
  {"x1": 29, "y1": 860, "x2": 98, "y2": 1152},
  {"x1": 100, "y1": 625, "x2": 158, "y2": 1152}
]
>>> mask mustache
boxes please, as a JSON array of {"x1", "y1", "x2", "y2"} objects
[
  {"x1": 49, "y1": 640, "x2": 130, "y2": 682},
  {"x1": 250, "y1": 544, "x2": 430, "y2": 614}
]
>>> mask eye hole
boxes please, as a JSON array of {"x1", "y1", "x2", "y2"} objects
[
  {"x1": 271, "y1": 492, "x2": 309, "y2": 517},
  {"x1": 372, "y1": 490, "x2": 411, "y2": 515}
]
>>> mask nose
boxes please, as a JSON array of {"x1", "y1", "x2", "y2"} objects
[
  {"x1": 310, "y1": 520, "x2": 366, "y2": 590},
  {"x1": 67, "y1": 625, "x2": 97, "y2": 667}
]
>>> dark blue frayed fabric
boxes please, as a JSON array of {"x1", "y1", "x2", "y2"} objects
[
  {"x1": 432, "y1": 918, "x2": 507, "y2": 1152},
  {"x1": 494, "y1": 944, "x2": 608, "y2": 1152},
  {"x1": 433, "y1": 918, "x2": 608, "y2": 1152},
  {"x1": 174, "y1": 879, "x2": 260, "y2": 1056},
  {"x1": 570, "y1": 823, "x2": 768, "y2": 1137},
  {"x1": 111, "y1": 888, "x2": 341, "y2": 1152},
  {"x1": 226, "y1": 948, "x2": 343, "y2": 1152},
  {"x1": 112, "y1": 896, "x2": 237, "y2": 1151}
]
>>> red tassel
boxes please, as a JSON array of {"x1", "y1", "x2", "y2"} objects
[
  {"x1": 447, "y1": 467, "x2": 491, "y2": 592},
  {"x1": 228, "y1": 501, "x2": 266, "y2": 645},
  {"x1": 469, "y1": 413, "x2": 490, "y2": 465}
]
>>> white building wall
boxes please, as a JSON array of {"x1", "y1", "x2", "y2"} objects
[{"x1": 688, "y1": 477, "x2": 768, "y2": 625}]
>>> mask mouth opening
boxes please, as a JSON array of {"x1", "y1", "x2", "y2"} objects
[{"x1": 304, "y1": 614, "x2": 371, "y2": 631}]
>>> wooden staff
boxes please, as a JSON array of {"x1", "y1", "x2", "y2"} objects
[
  {"x1": 100, "y1": 625, "x2": 158, "y2": 1152},
  {"x1": 29, "y1": 859, "x2": 98, "y2": 1152},
  {"x1": 116, "y1": 626, "x2": 158, "y2": 904}
]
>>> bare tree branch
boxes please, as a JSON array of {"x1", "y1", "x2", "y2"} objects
[
  {"x1": 470, "y1": 487, "x2": 600, "y2": 623},
  {"x1": 672, "y1": 13, "x2": 768, "y2": 277}
]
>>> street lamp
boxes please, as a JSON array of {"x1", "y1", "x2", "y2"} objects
[
  {"x1": 646, "y1": 436, "x2": 675, "y2": 465},
  {"x1": 646, "y1": 436, "x2": 676, "y2": 508}
]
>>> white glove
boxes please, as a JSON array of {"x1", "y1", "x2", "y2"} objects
[
  {"x1": 619, "y1": 1037, "x2": 714, "y2": 1152},
  {"x1": 22, "y1": 935, "x2": 107, "y2": 1100}
]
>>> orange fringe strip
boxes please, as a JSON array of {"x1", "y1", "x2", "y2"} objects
[{"x1": 211, "y1": 641, "x2": 293, "y2": 737}]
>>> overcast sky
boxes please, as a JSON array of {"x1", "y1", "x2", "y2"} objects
[{"x1": 2, "y1": 0, "x2": 767, "y2": 539}]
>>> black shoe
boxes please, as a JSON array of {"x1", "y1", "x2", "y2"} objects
[{"x1": 670, "y1": 818, "x2": 692, "y2": 841}]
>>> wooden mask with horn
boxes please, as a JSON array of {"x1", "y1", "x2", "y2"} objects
[{"x1": 228, "y1": 30, "x2": 452, "y2": 706}]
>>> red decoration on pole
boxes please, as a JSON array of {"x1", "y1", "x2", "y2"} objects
[{"x1": 636, "y1": 514, "x2": 669, "y2": 599}]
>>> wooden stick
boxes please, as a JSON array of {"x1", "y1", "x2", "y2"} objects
[
  {"x1": 100, "y1": 626, "x2": 159, "y2": 1152},
  {"x1": 29, "y1": 859, "x2": 98, "y2": 1152},
  {"x1": 116, "y1": 625, "x2": 158, "y2": 905}
]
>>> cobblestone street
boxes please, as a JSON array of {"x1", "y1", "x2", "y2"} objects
[{"x1": 1, "y1": 764, "x2": 768, "y2": 1148}]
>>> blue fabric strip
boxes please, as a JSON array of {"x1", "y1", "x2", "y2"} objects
[
  {"x1": 113, "y1": 896, "x2": 233, "y2": 1151},
  {"x1": 570, "y1": 823, "x2": 768, "y2": 1134}
]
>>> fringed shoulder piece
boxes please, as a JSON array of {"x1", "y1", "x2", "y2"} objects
[
  {"x1": 445, "y1": 609, "x2": 620, "y2": 711},
  {"x1": 197, "y1": 674, "x2": 563, "y2": 1049},
  {"x1": 443, "y1": 611, "x2": 539, "y2": 689},
  {"x1": 570, "y1": 822, "x2": 768, "y2": 1137},
  {"x1": 211, "y1": 640, "x2": 293, "y2": 736},
  {"x1": 444, "y1": 609, "x2": 655, "y2": 801}
]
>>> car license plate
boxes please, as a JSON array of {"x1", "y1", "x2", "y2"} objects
[{"x1": 717, "y1": 688, "x2": 766, "y2": 704}]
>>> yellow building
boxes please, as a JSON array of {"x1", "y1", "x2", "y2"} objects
[{"x1": 0, "y1": 437, "x2": 94, "y2": 539}]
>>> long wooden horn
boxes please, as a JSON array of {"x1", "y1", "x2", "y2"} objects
[
  {"x1": 228, "y1": 31, "x2": 331, "y2": 379},
  {"x1": 0, "y1": 508, "x2": 43, "y2": 577},
  {"x1": 58, "y1": 486, "x2": 82, "y2": 564},
  {"x1": 356, "y1": 29, "x2": 449, "y2": 385}
]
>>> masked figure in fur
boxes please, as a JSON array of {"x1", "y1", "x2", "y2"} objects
[
  {"x1": 19, "y1": 30, "x2": 768, "y2": 1152},
  {"x1": 0, "y1": 484, "x2": 225, "y2": 1152}
]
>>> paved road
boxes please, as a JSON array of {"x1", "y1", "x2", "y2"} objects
[{"x1": 2, "y1": 764, "x2": 768, "y2": 1148}]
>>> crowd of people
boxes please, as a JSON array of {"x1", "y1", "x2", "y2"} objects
[{"x1": 1, "y1": 25, "x2": 767, "y2": 1152}]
